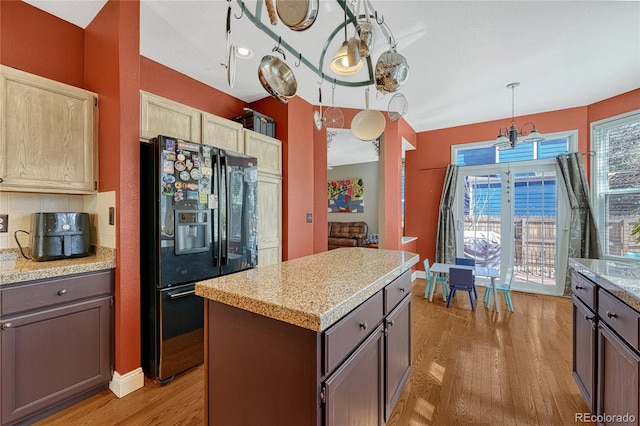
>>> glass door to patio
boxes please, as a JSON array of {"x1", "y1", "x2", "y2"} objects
[{"x1": 456, "y1": 162, "x2": 569, "y2": 295}]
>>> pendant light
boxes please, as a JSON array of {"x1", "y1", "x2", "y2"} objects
[
  {"x1": 494, "y1": 82, "x2": 544, "y2": 150},
  {"x1": 330, "y1": 4, "x2": 363, "y2": 76}
]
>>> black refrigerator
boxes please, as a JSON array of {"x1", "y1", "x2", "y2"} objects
[{"x1": 140, "y1": 135, "x2": 258, "y2": 383}]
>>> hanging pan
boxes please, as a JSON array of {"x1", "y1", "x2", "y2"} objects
[
  {"x1": 387, "y1": 93, "x2": 408, "y2": 121},
  {"x1": 276, "y1": 0, "x2": 319, "y2": 31},
  {"x1": 314, "y1": 85, "x2": 323, "y2": 130},
  {"x1": 224, "y1": 3, "x2": 236, "y2": 88},
  {"x1": 351, "y1": 87, "x2": 386, "y2": 141},
  {"x1": 257, "y1": 45, "x2": 297, "y2": 104}
]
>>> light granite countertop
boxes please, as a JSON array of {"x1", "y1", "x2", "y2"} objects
[
  {"x1": 195, "y1": 247, "x2": 419, "y2": 332},
  {"x1": 570, "y1": 258, "x2": 640, "y2": 312},
  {"x1": 0, "y1": 247, "x2": 116, "y2": 285}
]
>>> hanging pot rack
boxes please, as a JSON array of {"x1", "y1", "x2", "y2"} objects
[{"x1": 233, "y1": 0, "x2": 399, "y2": 88}]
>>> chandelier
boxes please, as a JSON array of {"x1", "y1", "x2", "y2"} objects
[{"x1": 494, "y1": 82, "x2": 544, "y2": 150}]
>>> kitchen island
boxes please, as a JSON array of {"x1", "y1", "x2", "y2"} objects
[{"x1": 195, "y1": 247, "x2": 419, "y2": 426}]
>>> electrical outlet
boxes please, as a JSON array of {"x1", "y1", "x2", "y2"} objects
[
  {"x1": 0, "y1": 214, "x2": 7, "y2": 233},
  {"x1": 306, "y1": 213, "x2": 312, "y2": 223}
]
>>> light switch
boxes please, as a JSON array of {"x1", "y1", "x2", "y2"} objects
[{"x1": 306, "y1": 213, "x2": 312, "y2": 223}]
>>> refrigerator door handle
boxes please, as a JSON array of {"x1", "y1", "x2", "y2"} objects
[
  {"x1": 168, "y1": 289, "x2": 196, "y2": 299},
  {"x1": 221, "y1": 154, "x2": 230, "y2": 266},
  {"x1": 213, "y1": 153, "x2": 222, "y2": 268}
]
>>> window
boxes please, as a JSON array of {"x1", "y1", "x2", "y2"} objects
[
  {"x1": 453, "y1": 132, "x2": 575, "y2": 166},
  {"x1": 591, "y1": 111, "x2": 640, "y2": 259}
]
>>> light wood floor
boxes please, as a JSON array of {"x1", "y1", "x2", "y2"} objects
[{"x1": 35, "y1": 278, "x2": 592, "y2": 425}]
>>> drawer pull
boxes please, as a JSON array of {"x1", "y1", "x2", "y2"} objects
[
  {"x1": 58, "y1": 289, "x2": 68, "y2": 296},
  {"x1": 606, "y1": 311, "x2": 618, "y2": 319},
  {"x1": 574, "y1": 285, "x2": 585, "y2": 290},
  {"x1": 1, "y1": 322, "x2": 12, "y2": 330},
  {"x1": 359, "y1": 321, "x2": 368, "y2": 330},
  {"x1": 388, "y1": 320, "x2": 395, "y2": 327},
  {"x1": 584, "y1": 314, "x2": 595, "y2": 323},
  {"x1": 399, "y1": 287, "x2": 406, "y2": 293}
]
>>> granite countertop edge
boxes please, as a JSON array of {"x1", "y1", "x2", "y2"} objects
[
  {"x1": 196, "y1": 249, "x2": 420, "y2": 332},
  {"x1": 0, "y1": 247, "x2": 116, "y2": 285},
  {"x1": 569, "y1": 258, "x2": 640, "y2": 312}
]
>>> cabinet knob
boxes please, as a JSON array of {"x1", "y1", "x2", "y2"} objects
[
  {"x1": 359, "y1": 321, "x2": 368, "y2": 330},
  {"x1": 606, "y1": 311, "x2": 617, "y2": 319},
  {"x1": 1, "y1": 322, "x2": 12, "y2": 330},
  {"x1": 58, "y1": 289, "x2": 68, "y2": 296},
  {"x1": 388, "y1": 320, "x2": 395, "y2": 327}
]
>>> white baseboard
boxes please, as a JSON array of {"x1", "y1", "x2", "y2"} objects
[
  {"x1": 415, "y1": 270, "x2": 427, "y2": 280},
  {"x1": 109, "y1": 367, "x2": 144, "y2": 398}
]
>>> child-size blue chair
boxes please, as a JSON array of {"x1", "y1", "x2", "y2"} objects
[
  {"x1": 446, "y1": 267, "x2": 476, "y2": 311},
  {"x1": 424, "y1": 259, "x2": 449, "y2": 301},
  {"x1": 455, "y1": 257, "x2": 478, "y2": 299},
  {"x1": 484, "y1": 266, "x2": 515, "y2": 312}
]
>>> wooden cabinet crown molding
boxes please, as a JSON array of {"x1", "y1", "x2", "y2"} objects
[{"x1": 0, "y1": 65, "x2": 98, "y2": 194}]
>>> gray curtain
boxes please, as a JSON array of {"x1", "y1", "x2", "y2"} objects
[
  {"x1": 556, "y1": 153, "x2": 602, "y2": 296},
  {"x1": 435, "y1": 165, "x2": 459, "y2": 264}
]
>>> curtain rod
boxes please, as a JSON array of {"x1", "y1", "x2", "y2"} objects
[{"x1": 418, "y1": 151, "x2": 596, "y2": 172}]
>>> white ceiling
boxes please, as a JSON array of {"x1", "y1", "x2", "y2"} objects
[{"x1": 23, "y1": 0, "x2": 640, "y2": 148}]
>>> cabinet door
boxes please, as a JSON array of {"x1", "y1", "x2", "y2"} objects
[
  {"x1": 0, "y1": 65, "x2": 98, "y2": 193},
  {"x1": 243, "y1": 131, "x2": 282, "y2": 265},
  {"x1": 572, "y1": 295, "x2": 596, "y2": 413},
  {"x1": 1, "y1": 297, "x2": 112, "y2": 424},
  {"x1": 324, "y1": 324, "x2": 384, "y2": 426},
  {"x1": 385, "y1": 295, "x2": 411, "y2": 420},
  {"x1": 244, "y1": 130, "x2": 282, "y2": 176},
  {"x1": 597, "y1": 323, "x2": 639, "y2": 424},
  {"x1": 202, "y1": 112, "x2": 243, "y2": 152},
  {"x1": 140, "y1": 91, "x2": 201, "y2": 142},
  {"x1": 256, "y1": 173, "x2": 282, "y2": 266}
]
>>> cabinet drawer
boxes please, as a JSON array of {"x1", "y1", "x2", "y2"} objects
[
  {"x1": 1, "y1": 271, "x2": 112, "y2": 316},
  {"x1": 384, "y1": 270, "x2": 411, "y2": 314},
  {"x1": 324, "y1": 291, "x2": 384, "y2": 376},
  {"x1": 571, "y1": 271, "x2": 595, "y2": 310},
  {"x1": 598, "y1": 289, "x2": 639, "y2": 352}
]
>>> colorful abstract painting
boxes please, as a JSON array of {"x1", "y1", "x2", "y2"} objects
[{"x1": 328, "y1": 178, "x2": 364, "y2": 213}]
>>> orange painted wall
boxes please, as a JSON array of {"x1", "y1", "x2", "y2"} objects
[
  {"x1": 248, "y1": 96, "x2": 316, "y2": 260},
  {"x1": 313, "y1": 108, "x2": 328, "y2": 253},
  {"x1": 140, "y1": 57, "x2": 245, "y2": 118},
  {"x1": 588, "y1": 89, "x2": 640, "y2": 126},
  {"x1": 407, "y1": 90, "x2": 640, "y2": 271},
  {"x1": 85, "y1": 0, "x2": 141, "y2": 375},
  {"x1": 0, "y1": 0, "x2": 84, "y2": 87}
]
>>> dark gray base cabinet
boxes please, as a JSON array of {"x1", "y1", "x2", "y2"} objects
[
  {"x1": 0, "y1": 271, "x2": 113, "y2": 425},
  {"x1": 597, "y1": 320, "x2": 639, "y2": 425},
  {"x1": 572, "y1": 270, "x2": 640, "y2": 425},
  {"x1": 572, "y1": 295, "x2": 596, "y2": 413},
  {"x1": 324, "y1": 324, "x2": 384, "y2": 426},
  {"x1": 205, "y1": 270, "x2": 413, "y2": 426}
]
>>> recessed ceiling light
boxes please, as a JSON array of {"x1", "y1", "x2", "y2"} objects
[{"x1": 235, "y1": 46, "x2": 253, "y2": 59}]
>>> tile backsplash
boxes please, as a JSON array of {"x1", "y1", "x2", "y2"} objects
[{"x1": 0, "y1": 191, "x2": 116, "y2": 249}]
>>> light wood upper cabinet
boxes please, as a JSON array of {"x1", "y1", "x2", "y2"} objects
[
  {"x1": 202, "y1": 112, "x2": 243, "y2": 153},
  {"x1": 244, "y1": 130, "x2": 282, "y2": 266},
  {"x1": 140, "y1": 91, "x2": 201, "y2": 142},
  {"x1": 255, "y1": 173, "x2": 282, "y2": 266},
  {"x1": 244, "y1": 130, "x2": 282, "y2": 176},
  {"x1": 0, "y1": 66, "x2": 98, "y2": 194}
]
